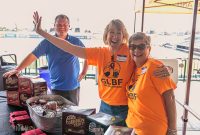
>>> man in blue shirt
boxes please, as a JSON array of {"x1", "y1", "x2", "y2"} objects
[{"x1": 3, "y1": 14, "x2": 88, "y2": 105}]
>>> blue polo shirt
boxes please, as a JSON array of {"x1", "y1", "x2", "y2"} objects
[{"x1": 32, "y1": 35, "x2": 84, "y2": 91}]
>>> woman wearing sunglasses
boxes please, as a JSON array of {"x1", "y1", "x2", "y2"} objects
[{"x1": 126, "y1": 32, "x2": 177, "y2": 135}]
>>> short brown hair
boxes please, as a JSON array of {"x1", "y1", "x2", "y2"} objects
[
  {"x1": 55, "y1": 14, "x2": 70, "y2": 24},
  {"x1": 129, "y1": 32, "x2": 151, "y2": 45}
]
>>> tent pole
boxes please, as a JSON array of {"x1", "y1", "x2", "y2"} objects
[
  {"x1": 182, "y1": 0, "x2": 199, "y2": 135},
  {"x1": 141, "y1": 0, "x2": 145, "y2": 32},
  {"x1": 134, "y1": 12, "x2": 137, "y2": 33},
  {"x1": 134, "y1": 0, "x2": 137, "y2": 33}
]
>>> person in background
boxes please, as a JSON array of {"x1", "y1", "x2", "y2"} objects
[
  {"x1": 32, "y1": 11, "x2": 170, "y2": 125},
  {"x1": 126, "y1": 32, "x2": 177, "y2": 135},
  {"x1": 3, "y1": 14, "x2": 88, "y2": 106}
]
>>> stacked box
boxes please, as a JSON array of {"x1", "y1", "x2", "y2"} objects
[
  {"x1": 9, "y1": 110, "x2": 35, "y2": 132},
  {"x1": 22, "y1": 128, "x2": 47, "y2": 135},
  {"x1": 10, "y1": 110, "x2": 28, "y2": 118},
  {"x1": 7, "y1": 90, "x2": 21, "y2": 106},
  {"x1": 104, "y1": 125, "x2": 133, "y2": 135},
  {"x1": 3, "y1": 75, "x2": 47, "y2": 107},
  {"x1": 86, "y1": 112, "x2": 123, "y2": 135},
  {"x1": 18, "y1": 77, "x2": 33, "y2": 106},
  {"x1": 3, "y1": 75, "x2": 20, "y2": 105},
  {"x1": 3, "y1": 74, "x2": 18, "y2": 90},
  {"x1": 30, "y1": 78, "x2": 47, "y2": 96},
  {"x1": 62, "y1": 107, "x2": 96, "y2": 135}
]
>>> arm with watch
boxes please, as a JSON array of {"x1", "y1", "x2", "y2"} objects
[{"x1": 163, "y1": 90, "x2": 177, "y2": 135}]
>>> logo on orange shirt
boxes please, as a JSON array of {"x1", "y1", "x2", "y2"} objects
[
  {"x1": 128, "y1": 84, "x2": 137, "y2": 100},
  {"x1": 101, "y1": 61, "x2": 123, "y2": 87},
  {"x1": 103, "y1": 62, "x2": 120, "y2": 78}
]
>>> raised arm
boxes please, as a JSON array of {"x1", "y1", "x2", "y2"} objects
[{"x1": 33, "y1": 11, "x2": 87, "y2": 59}]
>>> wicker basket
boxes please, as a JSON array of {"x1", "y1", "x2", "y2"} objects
[{"x1": 26, "y1": 94, "x2": 75, "y2": 133}]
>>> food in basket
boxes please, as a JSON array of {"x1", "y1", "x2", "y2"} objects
[
  {"x1": 26, "y1": 95, "x2": 76, "y2": 133},
  {"x1": 38, "y1": 99, "x2": 47, "y2": 105},
  {"x1": 46, "y1": 101, "x2": 57, "y2": 110},
  {"x1": 28, "y1": 95, "x2": 74, "y2": 118}
]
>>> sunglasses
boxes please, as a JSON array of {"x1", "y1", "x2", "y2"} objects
[{"x1": 129, "y1": 43, "x2": 149, "y2": 51}]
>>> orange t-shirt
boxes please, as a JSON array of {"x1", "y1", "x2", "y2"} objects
[
  {"x1": 86, "y1": 45, "x2": 134, "y2": 105},
  {"x1": 126, "y1": 58, "x2": 176, "y2": 135}
]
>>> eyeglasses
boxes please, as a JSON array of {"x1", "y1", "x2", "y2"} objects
[{"x1": 129, "y1": 43, "x2": 149, "y2": 51}]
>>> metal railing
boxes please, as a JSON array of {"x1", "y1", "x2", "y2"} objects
[
  {"x1": 22, "y1": 55, "x2": 47, "y2": 76},
  {"x1": 177, "y1": 58, "x2": 200, "y2": 81},
  {"x1": 22, "y1": 56, "x2": 97, "y2": 80},
  {"x1": 23, "y1": 57, "x2": 200, "y2": 82}
]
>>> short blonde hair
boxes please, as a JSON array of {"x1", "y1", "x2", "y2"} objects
[
  {"x1": 103, "y1": 19, "x2": 129, "y2": 45},
  {"x1": 129, "y1": 32, "x2": 151, "y2": 46}
]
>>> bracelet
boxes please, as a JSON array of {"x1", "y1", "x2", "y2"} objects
[
  {"x1": 167, "y1": 128, "x2": 177, "y2": 135},
  {"x1": 168, "y1": 129, "x2": 177, "y2": 132}
]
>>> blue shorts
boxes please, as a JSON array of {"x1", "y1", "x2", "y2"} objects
[{"x1": 99, "y1": 100, "x2": 128, "y2": 126}]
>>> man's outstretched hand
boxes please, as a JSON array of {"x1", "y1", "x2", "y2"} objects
[
  {"x1": 3, "y1": 69, "x2": 20, "y2": 78},
  {"x1": 33, "y1": 11, "x2": 42, "y2": 34}
]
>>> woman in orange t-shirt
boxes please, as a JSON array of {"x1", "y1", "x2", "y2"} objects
[{"x1": 126, "y1": 32, "x2": 177, "y2": 135}]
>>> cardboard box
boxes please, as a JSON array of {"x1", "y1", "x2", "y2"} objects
[
  {"x1": 30, "y1": 78, "x2": 47, "y2": 96},
  {"x1": 22, "y1": 128, "x2": 47, "y2": 135},
  {"x1": 18, "y1": 77, "x2": 33, "y2": 107},
  {"x1": 104, "y1": 125, "x2": 133, "y2": 135},
  {"x1": 7, "y1": 90, "x2": 21, "y2": 106},
  {"x1": 5, "y1": 75, "x2": 47, "y2": 107},
  {"x1": 9, "y1": 110, "x2": 35, "y2": 132},
  {"x1": 87, "y1": 112, "x2": 123, "y2": 135},
  {"x1": 62, "y1": 107, "x2": 96, "y2": 135},
  {"x1": 10, "y1": 110, "x2": 27, "y2": 116},
  {"x1": 18, "y1": 77, "x2": 32, "y2": 94},
  {"x1": 3, "y1": 75, "x2": 18, "y2": 90},
  {"x1": 19, "y1": 92, "x2": 32, "y2": 106}
]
